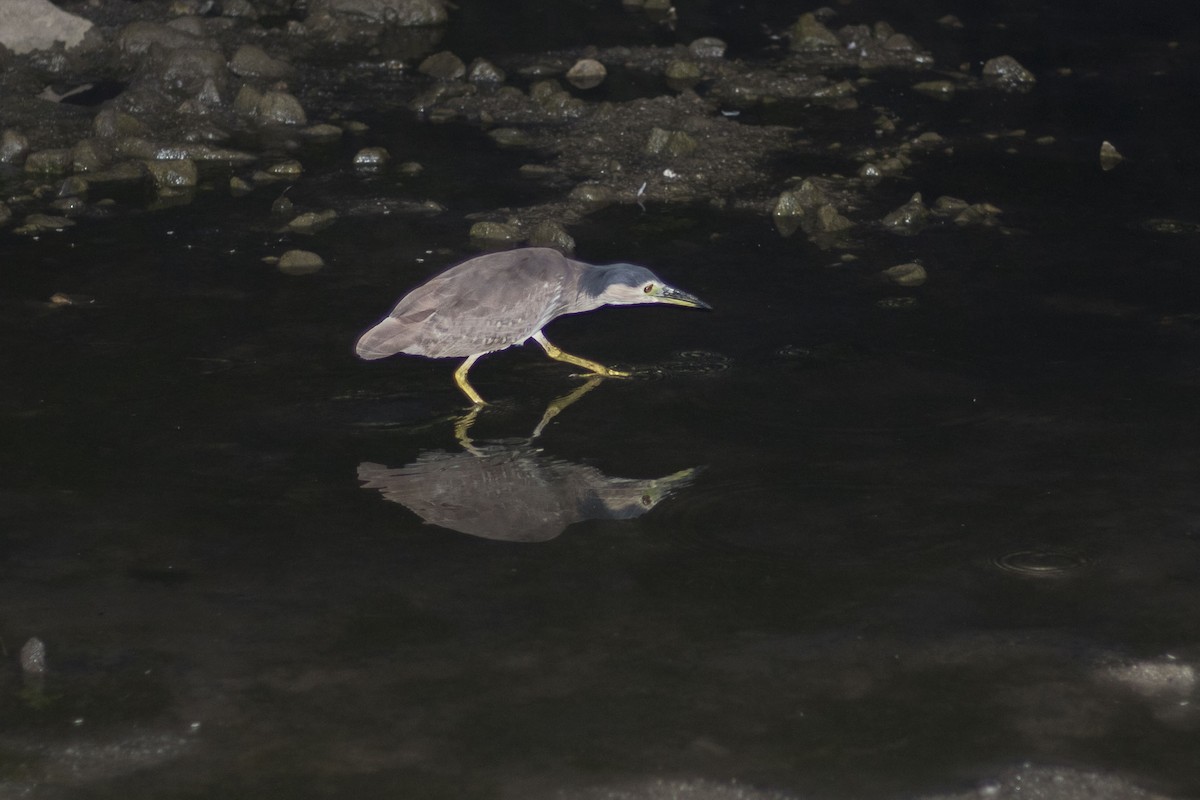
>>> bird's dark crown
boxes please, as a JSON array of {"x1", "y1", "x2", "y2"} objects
[{"x1": 579, "y1": 263, "x2": 657, "y2": 299}]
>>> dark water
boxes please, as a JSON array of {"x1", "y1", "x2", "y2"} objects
[{"x1": 3, "y1": 2, "x2": 1200, "y2": 798}]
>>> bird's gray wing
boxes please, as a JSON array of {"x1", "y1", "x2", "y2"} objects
[{"x1": 365, "y1": 250, "x2": 573, "y2": 359}]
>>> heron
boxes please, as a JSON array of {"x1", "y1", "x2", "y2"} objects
[{"x1": 355, "y1": 247, "x2": 711, "y2": 405}]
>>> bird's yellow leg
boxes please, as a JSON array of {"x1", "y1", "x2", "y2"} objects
[
  {"x1": 532, "y1": 375, "x2": 604, "y2": 438},
  {"x1": 453, "y1": 405, "x2": 484, "y2": 456},
  {"x1": 532, "y1": 332, "x2": 629, "y2": 377},
  {"x1": 453, "y1": 354, "x2": 487, "y2": 406}
]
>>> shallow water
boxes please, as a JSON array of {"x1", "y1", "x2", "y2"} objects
[{"x1": 3, "y1": 1, "x2": 1200, "y2": 798}]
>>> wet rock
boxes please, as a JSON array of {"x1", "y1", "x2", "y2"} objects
[
  {"x1": 645, "y1": 128, "x2": 698, "y2": 158},
  {"x1": 1097, "y1": 659, "x2": 1195, "y2": 698},
  {"x1": 58, "y1": 176, "x2": 89, "y2": 198},
  {"x1": 876, "y1": 296, "x2": 917, "y2": 310},
  {"x1": 419, "y1": 50, "x2": 466, "y2": 80},
  {"x1": 913, "y1": 80, "x2": 956, "y2": 98},
  {"x1": 83, "y1": 162, "x2": 151, "y2": 187},
  {"x1": 664, "y1": 60, "x2": 702, "y2": 89},
  {"x1": 353, "y1": 147, "x2": 390, "y2": 167},
  {"x1": 307, "y1": 0, "x2": 448, "y2": 26},
  {"x1": 116, "y1": 21, "x2": 210, "y2": 57},
  {"x1": 488, "y1": 127, "x2": 532, "y2": 148},
  {"x1": 276, "y1": 249, "x2": 325, "y2": 275},
  {"x1": 858, "y1": 155, "x2": 908, "y2": 179},
  {"x1": 152, "y1": 143, "x2": 254, "y2": 163},
  {"x1": 233, "y1": 85, "x2": 263, "y2": 115},
  {"x1": 287, "y1": 209, "x2": 337, "y2": 232},
  {"x1": 814, "y1": 204, "x2": 853, "y2": 233},
  {"x1": 93, "y1": 108, "x2": 152, "y2": 140},
  {"x1": 301, "y1": 123, "x2": 343, "y2": 139},
  {"x1": 145, "y1": 159, "x2": 198, "y2": 190},
  {"x1": 0, "y1": 129, "x2": 31, "y2": 164},
  {"x1": 19, "y1": 637, "x2": 46, "y2": 677},
  {"x1": 952, "y1": 202, "x2": 1003, "y2": 227},
  {"x1": 0, "y1": 0, "x2": 93, "y2": 54},
  {"x1": 14, "y1": 213, "x2": 75, "y2": 235},
  {"x1": 789, "y1": 13, "x2": 842, "y2": 51},
  {"x1": 50, "y1": 196, "x2": 86, "y2": 215},
  {"x1": 772, "y1": 181, "x2": 825, "y2": 235},
  {"x1": 1100, "y1": 140, "x2": 1123, "y2": 171},
  {"x1": 933, "y1": 195, "x2": 969, "y2": 214},
  {"x1": 881, "y1": 262, "x2": 927, "y2": 287},
  {"x1": 71, "y1": 139, "x2": 113, "y2": 173},
  {"x1": 530, "y1": 80, "x2": 584, "y2": 115},
  {"x1": 467, "y1": 58, "x2": 506, "y2": 84},
  {"x1": 882, "y1": 192, "x2": 929, "y2": 234},
  {"x1": 0, "y1": 202, "x2": 11, "y2": 227},
  {"x1": 569, "y1": 183, "x2": 619, "y2": 211},
  {"x1": 565, "y1": 58, "x2": 606, "y2": 89},
  {"x1": 397, "y1": 161, "x2": 423, "y2": 176},
  {"x1": 267, "y1": 160, "x2": 304, "y2": 177},
  {"x1": 48, "y1": 292, "x2": 95, "y2": 305},
  {"x1": 926, "y1": 764, "x2": 1177, "y2": 800},
  {"x1": 256, "y1": 91, "x2": 308, "y2": 125},
  {"x1": 152, "y1": 46, "x2": 231, "y2": 97},
  {"x1": 222, "y1": 0, "x2": 259, "y2": 18},
  {"x1": 229, "y1": 176, "x2": 252, "y2": 195},
  {"x1": 229, "y1": 44, "x2": 293, "y2": 80},
  {"x1": 688, "y1": 37, "x2": 727, "y2": 59},
  {"x1": 469, "y1": 220, "x2": 521, "y2": 244},
  {"x1": 527, "y1": 220, "x2": 575, "y2": 254},
  {"x1": 982, "y1": 55, "x2": 1036, "y2": 91},
  {"x1": 24, "y1": 149, "x2": 73, "y2": 175}
]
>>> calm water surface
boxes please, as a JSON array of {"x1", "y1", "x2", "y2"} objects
[{"x1": 2, "y1": 2, "x2": 1200, "y2": 798}]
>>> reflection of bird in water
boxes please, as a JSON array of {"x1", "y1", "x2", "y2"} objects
[
  {"x1": 358, "y1": 444, "x2": 697, "y2": 542},
  {"x1": 355, "y1": 247, "x2": 710, "y2": 406}
]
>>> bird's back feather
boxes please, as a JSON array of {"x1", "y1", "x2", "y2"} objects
[{"x1": 354, "y1": 248, "x2": 584, "y2": 360}]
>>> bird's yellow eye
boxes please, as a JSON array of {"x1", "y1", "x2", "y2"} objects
[{"x1": 643, "y1": 283, "x2": 655, "y2": 294}]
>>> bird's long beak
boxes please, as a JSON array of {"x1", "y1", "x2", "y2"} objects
[{"x1": 657, "y1": 284, "x2": 712, "y2": 310}]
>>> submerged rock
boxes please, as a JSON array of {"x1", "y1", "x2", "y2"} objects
[
  {"x1": 469, "y1": 220, "x2": 521, "y2": 244},
  {"x1": 151, "y1": 46, "x2": 231, "y2": 97},
  {"x1": 353, "y1": 147, "x2": 391, "y2": 167},
  {"x1": 789, "y1": 13, "x2": 842, "y2": 51},
  {"x1": 566, "y1": 58, "x2": 606, "y2": 90},
  {"x1": 419, "y1": 51, "x2": 466, "y2": 80},
  {"x1": 287, "y1": 209, "x2": 337, "y2": 232},
  {"x1": 14, "y1": 213, "x2": 75, "y2": 235},
  {"x1": 229, "y1": 44, "x2": 294, "y2": 80},
  {"x1": 882, "y1": 192, "x2": 929, "y2": 234},
  {"x1": 146, "y1": 159, "x2": 198, "y2": 191},
  {"x1": 688, "y1": 37, "x2": 727, "y2": 59},
  {"x1": 276, "y1": 249, "x2": 325, "y2": 275},
  {"x1": 256, "y1": 91, "x2": 308, "y2": 125},
  {"x1": 467, "y1": 58, "x2": 506, "y2": 84},
  {"x1": 645, "y1": 128, "x2": 698, "y2": 158},
  {"x1": 982, "y1": 55, "x2": 1036, "y2": 91},
  {"x1": 526, "y1": 220, "x2": 575, "y2": 254},
  {"x1": 1100, "y1": 140, "x2": 1124, "y2": 171},
  {"x1": 307, "y1": 0, "x2": 448, "y2": 26},
  {"x1": 881, "y1": 262, "x2": 927, "y2": 286},
  {"x1": 0, "y1": 129, "x2": 31, "y2": 164},
  {"x1": 24, "y1": 149, "x2": 73, "y2": 175},
  {"x1": 116, "y1": 21, "x2": 211, "y2": 58}
]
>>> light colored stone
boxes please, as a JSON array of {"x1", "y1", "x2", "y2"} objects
[{"x1": 0, "y1": 0, "x2": 93, "y2": 54}]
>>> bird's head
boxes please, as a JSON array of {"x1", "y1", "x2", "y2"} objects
[{"x1": 585, "y1": 264, "x2": 712, "y2": 310}]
